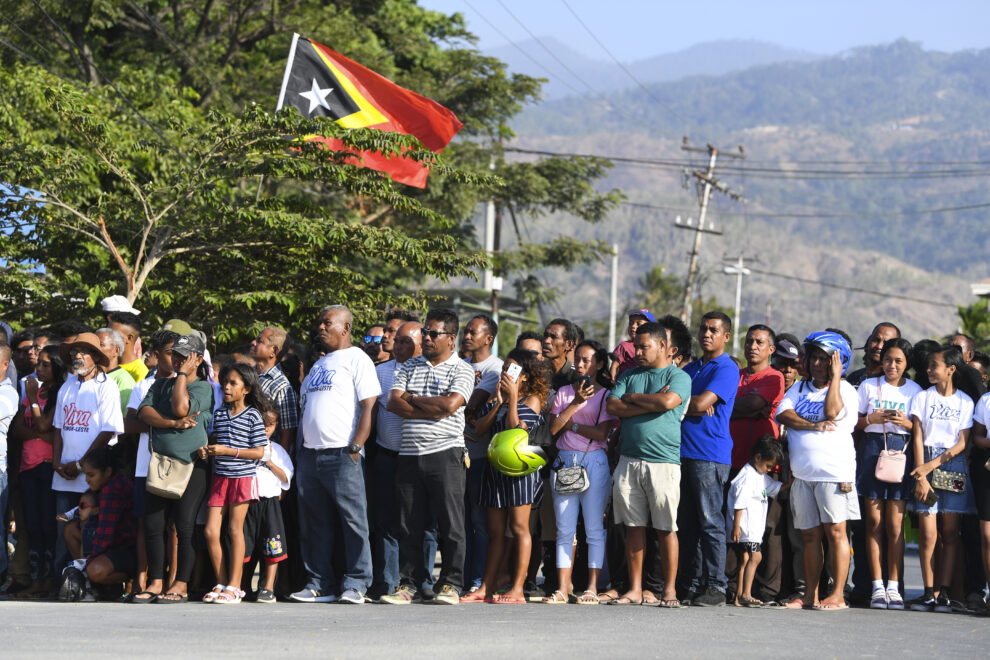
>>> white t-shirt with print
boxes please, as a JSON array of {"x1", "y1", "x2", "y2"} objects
[
  {"x1": 776, "y1": 379, "x2": 858, "y2": 482},
  {"x1": 53, "y1": 373, "x2": 125, "y2": 492},
  {"x1": 257, "y1": 441, "x2": 294, "y2": 499},
  {"x1": 301, "y1": 346, "x2": 381, "y2": 450},
  {"x1": 465, "y1": 353, "x2": 504, "y2": 459},
  {"x1": 857, "y1": 376, "x2": 922, "y2": 435},
  {"x1": 909, "y1": 387, "x2": 973, "y2": 449},
  {"x1": 726, "y1": 463, "x2": 783, "y2": 543}
]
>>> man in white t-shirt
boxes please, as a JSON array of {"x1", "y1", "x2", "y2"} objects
[
  {"x1": 291, "y1": 305, "x2": 381, "y2": 605},
  {"x1": 52, "y1": 333, "x2": 125, "y2": 569}
]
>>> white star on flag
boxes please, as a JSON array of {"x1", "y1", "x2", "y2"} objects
[{"x1": 298, "y1": 78, "x2": 334, "y2": 114}]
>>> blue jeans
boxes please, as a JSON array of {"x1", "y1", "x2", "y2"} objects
[
  {"x1": 297, "y1": 447, "x2": 373, "y2": 594},
  {"x1": 678, "y1": 458, "x2": 729, "y2": 592},
  {"x1": 53, "y1": 490, "x2": 81, "y2": 572},
  {"x1": 19, "y1": 462, "x2": 57, "y2": 580},
  {"x1": 463, "y1": 459, "x2": 489, "y2": 589}
]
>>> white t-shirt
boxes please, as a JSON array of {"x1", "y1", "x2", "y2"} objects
[
  {"x1": 465, "y1": 353, "x2": 504, "y2": 459},
  {"x1": 857, "y1": 376, "x2": 922, "y2": 435},
  {"x1": 257, "y1": 441, "x2": 294, "y2": 499},
  {"x1": 776, "y1": 379, "x2": 858, "y2": 482},
  {"x1": 127, "y1": 376, "x2": 156, "y2": 479},
  {"x1": 0, "y1": 380, "x2": 18, "y2": 472},
  {"x1": 726, "y1": 463, "x2": 783, "y2": 543},
  {"x1": 909, "y1": 387, "x2": 973, "y2": 449},
  {"x1": 53, "y1": 373, "x2": 125, "y2": 492},
  {"x1": 375, "y1": 360, "x2": 405, "y2": 452},
  {"x1": 301, "y1": 346, "x2": 381, "y2": 450}
]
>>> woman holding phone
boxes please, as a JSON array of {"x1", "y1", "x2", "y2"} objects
[{"x1": 460, "y1": 349, "x2": 549, "y2": 604}]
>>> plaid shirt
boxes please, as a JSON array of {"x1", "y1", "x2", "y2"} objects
[
  {"x1": 258, "y1": 363, "x2": 299, "y2": 431},
  {"x1": 87, "y1": 472, "x2": 137, "y2": 565}
]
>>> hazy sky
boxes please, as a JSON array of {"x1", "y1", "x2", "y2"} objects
[{"x1": 419, "y1": 0, "x2": 990, "y2": 61}]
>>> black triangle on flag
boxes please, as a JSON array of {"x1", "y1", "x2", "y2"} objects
[{"x1": 282, "y1": 41, "x2": 360, "y2": 120}]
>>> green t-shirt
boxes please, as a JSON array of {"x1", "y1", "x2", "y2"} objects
[
  {"x1": 106, "y1": 366, "x2": 136, "y2": 418},
  {"x1": 609, "y1": 364, "x2": 692, "y2": 465},
  {"x1": 140, "y1": 377, "x2": 213, "y2": 462}
]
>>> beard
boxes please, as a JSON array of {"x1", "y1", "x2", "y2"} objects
[{"x1": 73, "y1": 359, "x2": 93, "y2": 376}]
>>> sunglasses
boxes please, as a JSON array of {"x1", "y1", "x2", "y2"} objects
[
  {"x1": 363, "y1": 335, "x2": 383, "y2": 345},
  {"x1": 424, "y1": 330, "x2": 454, "y2": 340}
]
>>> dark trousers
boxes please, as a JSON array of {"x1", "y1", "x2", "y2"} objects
[
  {"x1": 19, "y1": 462, "x2": 57, "y2": 581},
  {"x1": 396, "y1": 448, "x2": 466, "y2": 593},
  {"x1": 144, "y1": 460, "x2": 208, "y2": 584}
]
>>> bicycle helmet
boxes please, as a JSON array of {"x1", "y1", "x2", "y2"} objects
[
  {"x1": 803, "y1": 331, "x2": 852, "y2": 376},
  {"x1": 488, "y1": 428, "x2": 547, "y2": 477}
]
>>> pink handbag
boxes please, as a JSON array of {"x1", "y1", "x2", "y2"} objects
[{"x1": 874, "y1": 431, "x2": 907, "y2": 484}]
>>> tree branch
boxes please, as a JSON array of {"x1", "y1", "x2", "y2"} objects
[{"x1": 98, "y1": 215, "x2": 135, "y2": 292}]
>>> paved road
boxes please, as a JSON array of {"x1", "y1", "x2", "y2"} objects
[{"x1": 3, "y1": 597, "x2": 987, "y2": 658}]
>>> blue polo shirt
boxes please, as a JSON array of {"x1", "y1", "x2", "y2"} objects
[{"x1": 681, "y1": 352, "x2": 738, "y2": 464}]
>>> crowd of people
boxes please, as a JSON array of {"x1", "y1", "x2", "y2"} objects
[{"x1": 1, "y1": 295, "x2": 990, "y2": 615}]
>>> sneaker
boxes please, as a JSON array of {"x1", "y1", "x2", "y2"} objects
[
  {"x1": 338, "y1": 588, "x2": 364, "y2": 605},
  {"x1": 909, "y1": 595, "x2": 936, "y2": 612},
  {"x1": 934, "y1": 593, "x2": 953, "y2": 613},
  {"x1": 380, "y1": 585, "x2": 419, "y2": 605},
  {"x1": 869, "y1": 588, "x2": 888, "y2": 610},
  {"x1": 289, "y1": 588, "x2": 337, "y2": 603},
  {"x1": 692, "y1": 586, "x2": 726, "y2": 607},
  {"x1": 948, "y1": 597, "x2": 969, "y2": 614},
  {"x1": 886, "y1": 589, "x2": 904, "y2": 610},
  {"x1": 965, "y1": 592, "x2": 986, "y2": 613},
  {"x1": 256, "y1": 589, "x2": 276, "y2": 604},
  {"x1": 434, "y1": 584, "x2": 460, "y2": 605}
]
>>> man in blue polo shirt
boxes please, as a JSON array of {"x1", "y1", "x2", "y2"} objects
[{"x1": 678, "y1": 311, "x2": 738, "y2": 607}]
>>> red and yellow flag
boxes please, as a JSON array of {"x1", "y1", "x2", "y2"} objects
[{"x1": 276, "y1": 34, "x2": 463, "y2": 188}]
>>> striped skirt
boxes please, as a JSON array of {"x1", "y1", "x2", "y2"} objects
[{"x1": 480, "y1": 462, "x2": 544, "y2": 509}]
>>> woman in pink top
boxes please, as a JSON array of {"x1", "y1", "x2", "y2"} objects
[
  {"x1": 14, "y1": 345, "x2": 67, "y2": 597},
  {"x1": 544, "y1": 340, "x2": 617, "y2": 604}
]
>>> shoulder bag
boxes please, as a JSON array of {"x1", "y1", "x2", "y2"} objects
[
  {"x1": 873, "y1": 381, "x2": 907, "y2": 484},
  {"x1": 145, "y1": 428, "x2": 195, "y2": 500},
  {"x1": 552, "y1": 392, "x2": 605, "y2": 495}
]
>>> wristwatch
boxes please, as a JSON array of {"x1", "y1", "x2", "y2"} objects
[
  {"x1": 347, "y1": 442, "x2": 362, "y2": 454},
  {"x1": 75, "y1": 460, "x2": 82, "y2": 472},
  {"x1": 571, "y1": 422, "x2": 580, "y2": 433}
]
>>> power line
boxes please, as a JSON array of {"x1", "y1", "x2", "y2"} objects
[
  {"x1": 621, "y1": 199, "x2": 990, "y2": 219},
  {"x1": 746, "y1": 267, "x2": 956, "y2": 308},
  {"x1": 559, "y1": 0, "x2": 691, "y2": 130}
]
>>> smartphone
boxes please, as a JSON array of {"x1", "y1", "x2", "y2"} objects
[
  {"x1": 506, "y1": 363, "x2": 522, "y2": 382},
  {"x1": 924, "y1": 489, "x2": 939, "y2": 507},
  {"x1": 577, "y1": 375, "x2": 592, "y2": 389}
]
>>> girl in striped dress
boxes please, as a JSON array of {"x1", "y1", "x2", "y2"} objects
[
  {"x1": 199, "y1": 363, "x2": 272, "y2": 604},
  {"x1": 461, "y1": 349, "x2": 549, "y2": 604}
]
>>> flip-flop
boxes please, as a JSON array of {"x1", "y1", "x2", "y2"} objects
[
  {"x1": 813, "y1": 602, "x2": 848, "y2": 611},
  {"x1": 541, "y1": 590, "x2": 568, "y2": 604},
  {"x1": 597, "y1": 592, "x2": 618, "y2": 604},
  {"x1": 641, "y1": 592, "x2": 659, "y2": 605},
  {"x1": 155, "y1": 592, "x2": 188, "y2": 603},
  {"x1": 131, "y1": 591, "x2": 160, "y2": 604},
  {"x1": 576, "y1": 590, "x2": 600, "y2": 606},
  {"x1": 607, "y1": 596, "x2": 642, "y2": 606},
  {"x1": 658, "y1": 598, "x2": 685, "y2": 609},
  {"x1": 459, "y1": 591, "x2": 487, "y2": 603},
  {"x1": 490, "y1": 594, "x2": 526, "y2": 604},
  {"x1": 782, "y1": 598, "x2": 819, "y2": 610}
]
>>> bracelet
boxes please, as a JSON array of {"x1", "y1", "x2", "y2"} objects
[
  {"x1": 235, "y1": 448, "x2": 240, "y2": 459},
  {"x1": 175, "y1": 372, "x2": 187, "y2": 377}
]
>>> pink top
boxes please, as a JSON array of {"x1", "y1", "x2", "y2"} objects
[
  {"x1": 611, "y1": 341, "x2": 638, "y2": 376},
  {"x1": 20, "y1": 391, "x2": 53, "y2": 472},
  {"x1": 551, "y1": 386, "x2": 617, "y2": 452}
]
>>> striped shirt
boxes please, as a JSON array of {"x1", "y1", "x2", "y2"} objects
[
  {"x1": 375, "y1": 359, "x2": 405, "y2": 452},
  {"x1": 258, "y1": 364, "x2": 299, "y2": 432},
  {"x1": 392, "y1": 353, "x2": 475, "y2": 456},
  {"x1": 212, "y1": 406, "x2": 268, "y2": 478}
]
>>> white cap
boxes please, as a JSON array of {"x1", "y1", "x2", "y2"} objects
[{"x1": 100, "y1": 294, "x2": 140, "y2": 315}]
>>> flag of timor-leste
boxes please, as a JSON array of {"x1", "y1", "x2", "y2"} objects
[{"x1": 276, "y1": 34, "x2": 463, "y2": 188}]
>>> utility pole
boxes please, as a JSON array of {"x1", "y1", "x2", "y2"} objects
[
  {"x1": 482, "y1": 153, "x2": 502, "y2": 355},
  {"x1": 722, "y1": 256, "x2": 756, "y2": 357},
  {"x1": 676, "y1": 140, "x2": 744, "y2": 324},
  {"x1": 608, "y1": 242, "x2": 618, "y2": 351}
]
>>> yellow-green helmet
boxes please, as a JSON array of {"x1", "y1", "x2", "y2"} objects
[{"x1": 488, "y1": 428, "x2": 547, "y2": 477}]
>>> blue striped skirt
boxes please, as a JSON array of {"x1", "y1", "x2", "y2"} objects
[{"x1": 480, "y1": 462, "x2": 544, "y2": 509}]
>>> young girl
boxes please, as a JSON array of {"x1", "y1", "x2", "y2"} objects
[
  {"x1": 855, "y1": 338, "x2": 921, "y2": 610},
  {"x1": 727, "y1": 435, "x2": 787, "y2": 607},
  {"x1": 460, "y1": 349, "x2": 549, "y2": 604},
  {"x1": 545, "y1": 340, "x2": 617, "y2": 605},
  {"x1": 199, "y1": 363, "x2": 271, "y2": 604},
  {"x1": 15, "y1": 345, "x2": 67, "y2": 597},
  {"x1": 908, "y1": 345, "x2": 975, "y2": 613},
  {"x1": 78, "y1": 446, "x2": 138, "y2": 589}
]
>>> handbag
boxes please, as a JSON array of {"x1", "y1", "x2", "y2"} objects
[
  {"x1": 874, "y1": 431, "x2": 907, "y2": 484},
  {"x1": 145, "y1": 430, "x2": 195, "y2": 500},
  {"x1": 552, "y1": 392, "x2": 605, "y2": 496},
  {"x1": 932, "y1": 467, "x2": 967, "y2": 493}
]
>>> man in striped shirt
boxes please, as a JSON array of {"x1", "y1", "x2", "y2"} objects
[
  {"x1": 382, "y1": 309, "x2": 475, "y2": 606},
  {"x1": 250, "y1": 326, "x2": 298, "y2": 451}
]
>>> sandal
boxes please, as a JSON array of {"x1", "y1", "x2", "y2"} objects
[
  {"x1": 459, "y1": 590, "x2": 487, "y2": 603},
  {"x1": 203, "y1": 584, "x2": 225, "y2": 603},
  {"x1": 658, "y1": 598, "x2": 684, "y2": 608},
  {"x1": 131, "y1": 590, "x2": 160, "y2": 604},
  {"x1": 739, "y1": 595, "x2": 764, "y2": 608},
  {"x1": 576, "y1": 590, "x2": 600, "y2": 605},
  {"x1": 597, "y1": 591, "x2": 618, "y2": 604},
  {"x1": 541, "y1": 590, "x2": 568, "y2": 604},
  {"x1": 156, "y1": 592, "x2": 189, "y2": 603},
  {"x1": 214, "y1": 587, "x2": 244, "y2": 605}
]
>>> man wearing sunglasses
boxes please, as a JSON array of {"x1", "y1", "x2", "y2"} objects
[
  {"x1": 383, "y1": 309, "x2": 475, "y2": 606},
  {"x1": 362, "y1": 325, "x2": 389, "y2": 365}
]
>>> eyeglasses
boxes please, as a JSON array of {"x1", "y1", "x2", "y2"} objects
[
  {"x1": 363, "y1": 335, "x2": 383, "y2": 345},
  {"x1": 424, "y1": 330, "x2": 454, "y2": 340},
  {"x1": 17, "y1": 344, "x2": 42, "y2": 354}
]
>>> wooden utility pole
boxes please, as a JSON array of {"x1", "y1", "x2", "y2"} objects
[{"x1": 676, "y1": 141, "x2": 744, "y2": 324}]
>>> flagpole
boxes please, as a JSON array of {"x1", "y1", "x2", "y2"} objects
[{"x1": 257, "y1": 33, "x2": 302, "y2": 201}]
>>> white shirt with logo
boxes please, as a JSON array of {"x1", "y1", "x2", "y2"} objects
[
  {"x1": 726, "y1": 463, "x2": 783, "y2": 543},
  {"x1": 53, "y1": 373, "x2": 125, "y2": 492},
  {"x1": 857, "y1": 376, "x2": 922, "y2": 435},
  {"x1": 776, "y1": 379, "x2": 858, "y2": 482},
  {"x1": 909, "y1": 387, "x2": 973, "y2": 449},
  {"x1": 301, "y1": 346, "x2": 381, "y2": 450}
]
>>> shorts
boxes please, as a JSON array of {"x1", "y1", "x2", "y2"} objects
[
  {"x1": 857, "y1": 433, "x2": 914, "y2": 501},
  {"x1": 909, "y1": 447, "x2": 975, "y2": 516},
  {"x1": 132, "y1": 477, "x2": 147, "y2": 518},
  {"x1": 732, "y1": 541, "x2": 762, "y2": 554},
  {"x1": 93, "y1": 544, "x2": 137, "y2": 578},
  {"x1": 81, "y1": 516, "x2": 99, "y2": 557},
  {"x1": 790, "y1": 478, "x2": 861, "y2": 530},
  {"x1": 207, "y1": 474, "x2": 259, "y2": 507},
  {"x1": 611, "y1": 455, "x2": 680, "y2": 531},
  {"x1": 242, "y1": 496, "x2": 287, "y2": 564}
]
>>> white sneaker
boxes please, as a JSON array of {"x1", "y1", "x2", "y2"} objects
[
  {"x1": 886, "y1": 589, "x2": 904, "y2": 610},
  {"x1": 869, "y1": 587, "x2": 888, "y2": 609}
]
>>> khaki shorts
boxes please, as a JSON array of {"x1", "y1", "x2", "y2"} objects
[
  {"x1": 612, "y1": 455, "x2": 680, "y2": 532},
  {"x1": 790, "y1": 478, "x2": 861, "y2": 530}
]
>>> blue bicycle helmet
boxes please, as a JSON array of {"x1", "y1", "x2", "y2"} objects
[{"x1": 803, "y1": 331, "x2": 852, "y2": 376}]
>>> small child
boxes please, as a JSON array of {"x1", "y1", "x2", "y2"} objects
[
  {"x1": 609, "y1": 308, "x2": 654, "y2": 380},
  {"x1": 60, "y1": 491, "x2": 100, "y2": 562},
  {"x1": 242, "y1": 408, "x2": 293, "y2": 603},
  {"x1": 726, "y1": 435, "x2": 788, "y2": 607},
  {"x1": 199, "y1": 363, "x2": 271, "y2": 604}
]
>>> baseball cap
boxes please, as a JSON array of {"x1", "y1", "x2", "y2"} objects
[
  {"x1": 774, "y1": 339, "x2": 800, "y2": 362},
  {"x1": 171, "y1": 334, "x2": 206, "y2": 357},
  {"x1": 628, "y1": 308, "x2": 656, "y2": 323},
  {"x1": 162, "y1": 318, "x2": 193, "y2": 335},
  {"x1": 100, "y1": 295, "x2": 140, "y2": 316}
]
